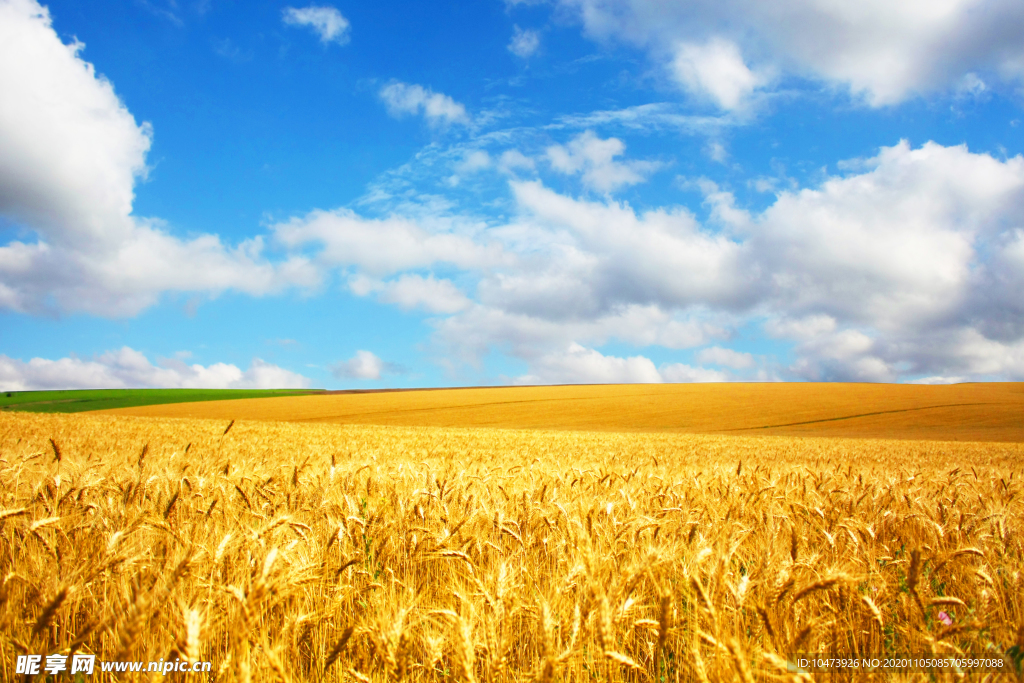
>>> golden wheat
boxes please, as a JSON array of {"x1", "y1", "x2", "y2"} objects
[
  {"x1": 0, "y1": 410, "x2": 1021, "y2": 682},
  {"x1": 96, "y1": 382, "x2": 1024, "y2": 442}
]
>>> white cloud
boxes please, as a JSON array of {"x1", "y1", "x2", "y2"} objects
[
  {"x1": 378, "y1": 82, "x2": 469, "y2": 127},
  {"x1": 514, "y1": 343, "x2": 730, "y2": 384},
  {"x1": 508, "y1": 25, "x2": 541, "y2": 58},
  {"x1": 349, "y1": 273, "x2": 470, "y2": 314},
  {"x1": 272, "y1": 208, "x2": 509, "y2": 276},
  {"x1": 705, "y1": 140, "x2": 729, "y2": 163},
  {"x1": 552, "y1": 0, "x2": 1024, "y2": 105},
  {"x1": 748, "y1": 176, "x2": 778, "y2": 193},
  {"x1": 432, "y1": 303, "x2": 729, "y2": 379},
  {"x1": 552, "y1": 102, "x2": 736, "y2": 137},
  {"x1": 0, "y1": 0, "x2": 319, "y2": 316},
  {"x1": 955, "y1": 72, "x2": 987, "y2": 99},
  {"x1": 504, "y1": 179, "x2": 749, "y2": 313},
  {"x1": 456, "y1": 150, "x2": 492, "y2": 174},
  {"x1": 696, "y1": 346, "x2": 754, "y2": 369},
  {"x1": 380, "y1": 274, "x2": 470, "y2": 314},
  {"x1": 910, "y1": 375, "x2": 967, "y2": 385},
  {"x1": 0, "y1": 347, "x2": 310, "y2": 391},
  {"x1": 545, "y1": 130, "x2": 660, "y2": 192},
  {"x1": 445, "y1": 150, "x2": 493, "y2": 187},
  {"x1": 308, "y1": 139, "x2": 1024, "y2": 383},
  {"x1": 785, "y1": 328, "x2": 894, "y2": 382},
  {"x1": 498, "y1": 149, "x2": 537, "y2": 175},
  {"x1": 671, "y1": 38, "x2": 767, "y2": 110},
  {"x1": 743, "y1": 141, "x2": 1024, "y2": 333},
  {"x1": 330, "y1": 350, "x2": 392, "y2": 380},
  {"x1": 282, "y1": 5, "x2": 351, "y2": 45},
  {"x1": 724, "y1": 141, "x2": 1024, "y2": 380},
  {"x1": 0, "y1": 0, "x2": 148, "y2": 248},
  {"x1": 516, "y1": 343, "x2": 662, "y2": 384},
  {"x1": 660, "y1": 362, "x2": 729, "y2": 383},
  {"x1": 765, "y1": 315, "x2": 837, "y2": 340},
  {"x1": 28, "y1": 64, "x2": 997, "y2": 388},
  {"x1": 434, "y1": 140, "x2": 1024, "y2": 382}
]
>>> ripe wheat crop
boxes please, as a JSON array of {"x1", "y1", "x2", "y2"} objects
[
  {"x1": 98, "y1": 382, "x2": 1024, "y2": 442},
  {"x1": 1, "y1": 410, "x2": 1022, "y2": 682}
]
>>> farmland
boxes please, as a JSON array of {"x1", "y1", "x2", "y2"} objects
[
  {"x1": 1, "y1": 388, "x2": 321, "y2": 414},
  {"x1": 99, "y1": 382, "x2": 1024, "y2": 442},
  {"x1": 1, "y1": 408, "x2": 1021, "y2": 682}
]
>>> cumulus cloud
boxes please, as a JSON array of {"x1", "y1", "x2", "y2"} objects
[
  {"x1": 433, "y1": 303, "x2": 729, "y2": 379},
  {"x1": 349, "y1": 273, "x2": 471, "y2": 314},
  {"x1": 551, "y1": 0, "x2": 1024, "y2": 104},
  {"x1": 784, "y1": 327, "x2": 895, "y2": 383},
  {"x1": 0, "y1": 347, "x2": 310, "y2": 391},
  {"x1": 660, "y1": 362, "x2": 730, "y2": 383},
  {"x1": 282, "y1": 5, "x2": 351, "y2": 45},
  {"x1": 515, "y1": 343, "x2": 728, "y2": 384},
  {"x1": 0, "y1": 0, "x2": 318, "y2": 316},
  {"x1": 516, "y1": 343, "x2": 661, "y2": 384},
  {"x1": 361, "y1": 140, "x2": 1024, "y2": 384},
  {"x1": 545, "y1": 130, "x2": 660, "y2": 192},
  {"x1": 272, "y1": 208, "x2": 509, "y2": 275},
  {"x1": 742, "y1": 141, "x2": 1024, "y2": 333},
  {"x1": 0, "y1": 0, "x2": 149, "y2": 248},
  {"x1": 671, "y1": 38, "x2": 768, "y2": 110},
  {"x1": 11, "y1": 2, "x2": 1017, "y2": 388},
  {"x1": 508, "y1": 25, "x2": 541, "y2": 58},
  {"x1": 503, "y1": 179, "x2": 749, "y2": 314},
  {"x1": 378, "y1": 82, "x2": 469, "y2": 126},
  {"x1": 911, "y1": 375, "x2": 968, "y2": 385},
  {"x1": 731, "y1": 141, "x2": 1024, "y2": 380},
  {"x1": 696, "y1": 346, "x2": 754, "y2": 369},
  {"x1": 330, "y1": 350, "x2": 400, "y2": 381}
]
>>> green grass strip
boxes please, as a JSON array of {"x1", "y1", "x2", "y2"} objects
[{"x1": 0, "y1": 388, "x2": 324, "y2": 413}]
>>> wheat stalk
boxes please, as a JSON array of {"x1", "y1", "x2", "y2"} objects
[{"x1": 0, "y1": 409, "x2": 1020, "y2": 682}]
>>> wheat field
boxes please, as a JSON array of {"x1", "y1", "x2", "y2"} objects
[
  {"x1": 1, "y1": 410, "x2": 1022, "y2": 682},
  {"x1": 99, "y1": 382, "x2": 1024, "y2": 442}
]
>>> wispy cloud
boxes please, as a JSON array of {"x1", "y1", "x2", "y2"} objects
[
  {"x1": 508, "y1": 25, "x2": 540, "y2": 58},
  {"x1": 135, "y1": 0, "x2": 183, "y2": 27},
  {"x1": 549, "y1": 103, "x2": 737, "y2": 136},
  {"x1": 213, "y1": 37, "x2": 253, "y2": 63},
  {"x1": 378, "y1": 81, "x2": 470, "y2": 126},
  {"x1": 282, "y1": 5, "x2": 351, "y2": 45}
]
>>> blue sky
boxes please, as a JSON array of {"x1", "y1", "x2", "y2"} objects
[{"x1": 2, "y1": 0, "x2": 1024, "y2": 390}]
